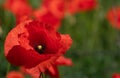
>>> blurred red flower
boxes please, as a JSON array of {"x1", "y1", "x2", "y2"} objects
[
  {"x1": 42, "y1": 0, "x2": 65, "y2": 19},
  {"x1": 34, "y1": 7, "x2": 61, "y2": 31},
  {"x1": 107, "y1": 7, "x2": 120, "y2": 29},
  {"x1": 34, "y1": 0, "x2": 67, "y2": 31},
  {"x1": 42, "y1": 0, "x2": 97, "y2": 15},
  {"x1": 112, "y1": 74, "x2": 120, "y2": 78},
  {"x1": 67, "y1": 0, "x2": 97, "y2": 14},
  {"x1": 6, "y1": 71, "x2": 24, "y2": 78},
  {"x1": 4, "y1": 0, "x2": 32, "y2": 24},
  {"x1": 4, "y1": 20, "x2": 72, "y2": 77}
]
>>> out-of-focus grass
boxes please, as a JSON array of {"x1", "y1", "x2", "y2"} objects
[{"x1": 1, "y1": 0, "x2": 120, "y2": 78}]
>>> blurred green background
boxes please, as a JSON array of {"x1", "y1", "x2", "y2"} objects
[{"x1": 1, "y1": 0, "x2": 120, "y2": 78}]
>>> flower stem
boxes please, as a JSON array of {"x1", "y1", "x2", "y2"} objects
[
  {"x1": 6, "y1": 63, "x2": 10, "y2": 74},
  {"x1": 40, "y1": 72, "x2": 46, "y2": 78}
]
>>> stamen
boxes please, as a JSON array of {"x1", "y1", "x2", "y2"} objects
[
  {"x1": 37, "y1": 45, "x2": 42, "y2": 50},
  {"x1": 35, "y1": 45, "x2": 45, "y2": 54}
]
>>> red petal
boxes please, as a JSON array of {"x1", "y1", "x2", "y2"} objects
[
  {"x1": 46, "y1": 65, "x2": 60, "y2": 78},
  {"x1": 4, "y1": 20, "x2": 32, "y2": 56},
  {"x1": 60, "y1": 34, "x2": 72, "y2": 54},
  {"x1": 55, "y1": 56, "x2": 73, "y2": 66},
  {"x1": 20, "y1": 55, "x2": 60, "y2": 77},
  {"x1": 7, "y1": 45, "x2": 51, "y2": 68},
  {"x1": 25, "y1": 20, "x2": 61, "y2": 54}
]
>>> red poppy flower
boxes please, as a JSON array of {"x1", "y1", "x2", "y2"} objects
[
  {"x1": 67, "y1": 0, "x2": 97, "y2": 14},
  {"x1": 6, "y1": 71, "x2": 24, "y2": 78},
  {"x1": 4, "y1": 19, "x2": 72, "y2": 76},
  {"x1": 34, "y1": 7, "x2": 62, "y2": 31},
  {"x1": 112, "y1": 74, "x2": 120, "y2": 78},
  {"x1": 4, "y1": 0, "x2": 32, "y2": 24},
  {"x1": 106, "y1": 7, "x2": 120, "y2": 29}
]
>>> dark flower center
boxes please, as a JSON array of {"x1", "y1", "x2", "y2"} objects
[{"x1": 35, "y1": 45, "x2": 45, "y2": 54}]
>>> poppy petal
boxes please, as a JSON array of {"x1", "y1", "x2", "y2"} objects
[
  {"x1": 55, "y1": 56, "x2": 73, "y2": 66},
  {"x1": 60, "y1": 34, "x2": 72, "y2": 54},
  {"x1": 7, "y1": 45, "x2": 52, "y2": 68},
  {"x1": 46, "y1": 65, "x2": 59, "y2": 78}
]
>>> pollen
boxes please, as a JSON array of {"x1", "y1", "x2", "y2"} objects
[
  {"x1": 37, "y1": 45, "x2": 42, "y2": 50},
  {"x1": 35, "y1": 45, "x2": 45, "y2": 54}
]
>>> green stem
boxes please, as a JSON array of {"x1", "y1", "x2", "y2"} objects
[
  {"x1": 40, "y1": 72, "x2": 46, "y2": 78},
  {"x1": 6, "y1": 63, "x2": 10, "y2": 74}
]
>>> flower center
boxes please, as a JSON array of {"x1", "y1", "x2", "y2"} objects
[
  {"x1": 35, "y1": 45, "x2": 45, "y2": 54},
  {"x1": 37, "y1": 45, "x2": 42, "y2": 50}
]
